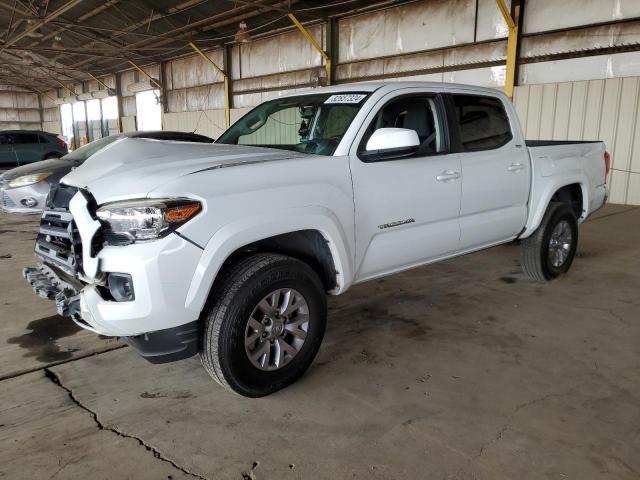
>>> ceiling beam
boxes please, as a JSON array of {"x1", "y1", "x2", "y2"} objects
[
  {"x1": 0, "y1": 0, "x2": 34, "y2": 18},
  {"x1": 26, "y1": 0, "x2": 121, "y2": 47},
  {"x1": 0, "y1": 0, "x2": 84, "y2": 54},
  {"x1": 69, "y1": 0, "x2": 294, "y2": 70}
]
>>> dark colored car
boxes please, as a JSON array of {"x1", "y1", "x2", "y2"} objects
[
  {"x1": 0, "y1": 130, "x2": 68, "y2": 167},
  {"x1": 0, "y1": 131, "x2": 214, "y2": 213}
]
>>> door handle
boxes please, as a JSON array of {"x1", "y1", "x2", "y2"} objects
[
  {"x1": 436, "y1": 170, "x2": 461, "y2": 182},
  {"x1": 507, "y1": 163, "x2": 525, "y2": 172}
]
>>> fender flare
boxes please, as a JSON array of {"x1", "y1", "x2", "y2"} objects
[
  {"x1": 184, "y1": 205, "x2": 354, "y2": 314},
  {"x1": 521, "y1": 175, "x2": 589, "y2": 238}
]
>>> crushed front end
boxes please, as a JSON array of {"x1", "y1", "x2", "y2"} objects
[{"x1": 23, "y1": 184, "x2": 203, "y2": 363}]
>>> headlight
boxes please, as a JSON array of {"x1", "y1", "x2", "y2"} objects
[
  {"x1": 96, "y1": 198, "x2": 201, "y2": 244},
  {"x1": 7, "y1": 173, "x2": 51, "y2": 189}
]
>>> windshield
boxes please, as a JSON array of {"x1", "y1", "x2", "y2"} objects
[
  {"x1": 217, "y1": 92, "x2": 369, "y2": 155},
  {"x1": 64, "y1": 135, "x2": 120, "y2": 162}
]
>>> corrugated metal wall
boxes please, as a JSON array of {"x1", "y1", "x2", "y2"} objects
[
  {"x1": 0, "y1": 88, "x2": 41, "y2": 130},
  {"x1": 513, "y1": 77, "x2": 640, "y2": 205},
  {"x1": 13, "y1": 0, "x2": 640, "y2": 205},
  {"x1": 163, "y1": 109, "x2": 228, "y2": 139}
]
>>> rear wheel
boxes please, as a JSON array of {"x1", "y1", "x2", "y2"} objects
[
  {"x1": 521, "y1": 202, "x2": 578, "y2": 282},
  {"x1": 44, "y1": 154, "x2": 61, "y2": 160},
  {"x1": 200, "y1": 253, "x2": 327, "y2": 397}
]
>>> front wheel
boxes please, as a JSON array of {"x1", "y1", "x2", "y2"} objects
[
  {"x1": 520, "y1": 202, "x2": 579, "y2": 282},
  {"x1": 200, "y1": 253, "x2": 327, "y2": 397}
]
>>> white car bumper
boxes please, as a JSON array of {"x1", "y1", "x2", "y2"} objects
[
  {"x1": 25, "y1": 189, "x2": 205, "y2": 363},
  {"x1": 1, "y1": 182, "x2": 50, "y2": 213},
  {"x1": 77, "y1": 235, "x2": 203, "y2": 336}
]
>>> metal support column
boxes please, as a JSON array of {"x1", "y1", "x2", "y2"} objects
[
  {"x1": 223, "y1": 45, "x2": 233, "y2": 125},
  {"x1": 288, "y1": 13, "x2": 331, "y2": 85},
  {"x1": 160, "y1": 61, "x2": 169, "y2": 115},
  {"x1": 189, "y1": 41, "x2": 231, "y2": 128},
  {"x1": 326, "y1": 16, "x2": 338, "y2": 86},
  {"x1": 115, "y1": 72, "x2": 124, "y2": 133},
  {"x1": 496, "y1": 0, "x2": 520, "y2": 98}
]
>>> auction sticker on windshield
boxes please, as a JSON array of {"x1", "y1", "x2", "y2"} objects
[{"x1": 324, "y1": 94, "x2": 367, "y2": 104}]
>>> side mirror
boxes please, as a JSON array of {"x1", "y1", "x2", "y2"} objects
[{"x1": 362, "y1": 128, "x2": 420, "y2": 161}]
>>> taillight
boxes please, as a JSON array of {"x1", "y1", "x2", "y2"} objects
[
  {"x1": 57, "y1": 137, "x2": 67, "y2": 150},
  {"x1": 604, "y1": 151, "x2": 611, "y2": 177}
]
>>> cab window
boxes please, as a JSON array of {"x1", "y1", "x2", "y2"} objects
[
  {"x1": 450, "y1": 95, "x2": 512, "y2": 151},
  {"x1": 359, "y1": 95, "x2": 446, "y2": 160}
]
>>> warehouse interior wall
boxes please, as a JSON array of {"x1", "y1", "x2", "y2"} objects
[
  {"x1": 0, "y1": 86, "x2": 41, "y2": 131},
  {"x1": 2, "y1": 0, "x2": 640, "y2": 203},
  {"x1": 514, "y1": 77, "x2": 640, "y2": 206}
]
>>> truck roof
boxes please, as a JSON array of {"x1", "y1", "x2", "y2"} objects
[{"x1": 285, "y1": 81, "x2": 508, "y2": 99}]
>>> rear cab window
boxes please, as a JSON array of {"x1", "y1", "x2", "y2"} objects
[{"x1": 449, "y1": 94, "x2": 512, "y2": 151}]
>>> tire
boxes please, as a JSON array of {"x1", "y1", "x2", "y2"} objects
[
  {"x1": 200, "y1": 253, "x2": 327, "y2": 397},
  {"x1": 521, "y1": 202, "x2": 579, "y2": 282}
]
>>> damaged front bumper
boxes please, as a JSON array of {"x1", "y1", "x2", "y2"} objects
[
  {"x1": 24, "y1": 187, "x2": 202, "y2": 363},
  {"x1": 23, "y1": 263, "x2": 100, "y2": 332}
]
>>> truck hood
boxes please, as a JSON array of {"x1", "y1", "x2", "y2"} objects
[{"x1": 61, "y1": 137, "x2": 308, "y2": 203}]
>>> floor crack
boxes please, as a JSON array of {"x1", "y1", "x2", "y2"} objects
[
  {"x1": 454, "y1": 388, "x2": 576, "y2": 479},
  {"x1": 44, "y1": 368, "x2": 209, "y2": 480}
]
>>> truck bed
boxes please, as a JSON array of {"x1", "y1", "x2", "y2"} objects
[{"x1": 524, "y1": 139, "x2": 607, "y2": 234}]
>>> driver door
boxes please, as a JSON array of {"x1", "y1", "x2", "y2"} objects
[{"x1": 350, "y1": 91, "x2": 462, "y2": 282}]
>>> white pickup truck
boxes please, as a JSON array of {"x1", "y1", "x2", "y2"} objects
[{"x1": 24, "y1": 82, "x2": 609, "y2": 397}]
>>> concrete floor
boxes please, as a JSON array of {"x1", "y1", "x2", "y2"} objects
[{"x1": 0, "y1": 205, "x2": 639, "y2": 480}]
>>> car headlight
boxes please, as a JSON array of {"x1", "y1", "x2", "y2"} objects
[
  {"x1": 7, "y1": 173, "x2": 51, "y2": 189},
  {"x1": 96, "y1": 198, "x2": 202, "y2": 244}
]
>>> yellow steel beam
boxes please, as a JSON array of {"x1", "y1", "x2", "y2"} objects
[
  {"x1": 87, "y1": 72, "x2": 113, "y2": 93},
  {"x1": 288, "y1": 13, "x2": 331, "y2": 85},
  {"x1": 189, "y1": 41, "x2": 230, "y2": 128},
  {"x1": 127, "y1": 59, "x2": 163, "y2": 90},
  {"x1": 54, "y1": 79, "x2": 77, "y2": 97},
  {"x1": 30, "y1": 85, "x2": 57, "y2": 103},
  {"x1": 127, "y1": 58, "x2": 163, "y2": 128},
  {"x1": 496, "y1": 0, "x2": 519, "y2": 98},
  {"x1": 496, "y1": 0, "x2": 516, "y2": 30}
]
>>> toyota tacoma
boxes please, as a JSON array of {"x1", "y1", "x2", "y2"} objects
[{"x1": 23, "y1": 82, "x2": 609, "y2": 397}]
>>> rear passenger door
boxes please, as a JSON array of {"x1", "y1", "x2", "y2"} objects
[{"x1": 447, "y1": 93, "x2": 530, "y2": 250}]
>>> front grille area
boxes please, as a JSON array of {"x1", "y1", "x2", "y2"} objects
[
  {"x1": 35, "y1": 184, "x2": 82, "y2": 276},
  {"x1": 35, "y1": 210, "x2": 81, "y2": 275},
  {"x1": 34, "y1": 184, "x2": 105, "y2": 278}
]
